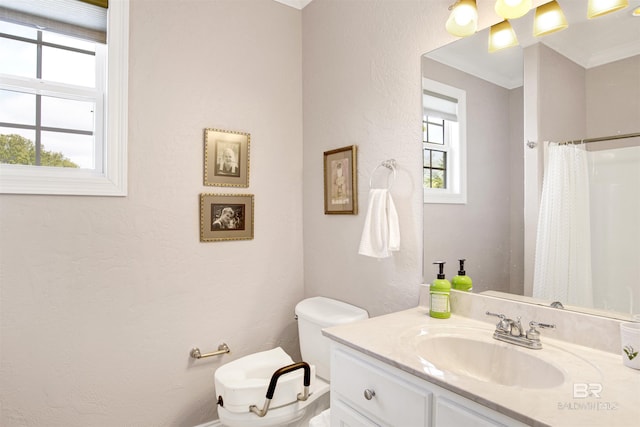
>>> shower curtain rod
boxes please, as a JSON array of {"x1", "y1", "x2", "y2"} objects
[{"x1": 559, "y1": 132, "x2": 640, "y2": 145}]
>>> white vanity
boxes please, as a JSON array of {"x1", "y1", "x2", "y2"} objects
[
  {"x1": 323, "y1": 290, "x2": 640, "y2": 426},
  {"x1": 330, "y1": 343, "x2": 528, "y2": 426}
]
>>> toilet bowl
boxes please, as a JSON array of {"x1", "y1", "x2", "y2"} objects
[{"x1": 214, "y1": 297, "x2": 368, "y2": 427}]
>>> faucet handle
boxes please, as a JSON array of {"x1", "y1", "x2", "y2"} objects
[
  {"x1": 530, "y1": 321, "x2": 555, "y2": 329},
  {"x1": 486, "y1": 311, "x2": 510, "y2": 333},
  {"x1": 526, "y1": 321, "x2": 556, "y2": 340},
  {"x1": 486, "y1": 311, "x2": 505, "y2": 319}
]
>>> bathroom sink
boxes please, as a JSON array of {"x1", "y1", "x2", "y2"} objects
[{"x1": 415, "y1": 334, "x2": 565, "y2": 389}]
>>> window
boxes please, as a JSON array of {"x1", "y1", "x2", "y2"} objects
[
  {"x1": 422, "y1": 78, "x2": 467, "y2": 204},
  {"x1": 0, "y1": 0, "x2": 129, "y2": 196},
  {"x1": 423, "y1": 117, "x2": 448, "y2": 189}
]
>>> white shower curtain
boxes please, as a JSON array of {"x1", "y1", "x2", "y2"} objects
[{"x1": 533, "y1": 143, "x2": 593, "y2": 307}]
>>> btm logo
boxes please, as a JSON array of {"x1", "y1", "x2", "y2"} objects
[{"x1": 573, "y1": 383, "x2": 602, "y2": 398}]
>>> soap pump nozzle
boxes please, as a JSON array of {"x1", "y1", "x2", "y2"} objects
[
  {"x1": 458, "y1": 259, "x2": 466, "y2": 275},
  {"x1": 433, "y1": 261, "x2": 446, "y2": 279}
]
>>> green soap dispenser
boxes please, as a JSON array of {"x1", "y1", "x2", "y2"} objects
[
  {"x1": 452, "y1": 259, "x2": 473, "y2": 292},
  {"x1": 430, "y1": 261, "x2": 451, "y2": 319}
]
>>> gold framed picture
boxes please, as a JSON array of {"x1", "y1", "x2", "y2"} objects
[
  {"x1": 323, "y1": 145, "x2": 357, "y2": 214},
  {"x1": 200, "y1": 193, "x2": 254, "y2": 242},
  {"x1": 204, "y1": 128, "x2": 250, "y2": 187}
]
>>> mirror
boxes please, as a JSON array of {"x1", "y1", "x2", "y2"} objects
[{"x1": 421, "y1": 0, "x2": 640, "y2": 320}]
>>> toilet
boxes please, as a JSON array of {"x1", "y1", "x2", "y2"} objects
[{"x1": 214, "y1": 296, "x2": 368, "y2": 427}]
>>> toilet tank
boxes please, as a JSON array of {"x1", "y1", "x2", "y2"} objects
[{"x1": 295, "y1": 296, "x2": 368, "y2": 381}]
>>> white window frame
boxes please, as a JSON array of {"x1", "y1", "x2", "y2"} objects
[
  {"x1": 0, "y1": 0, "x2": 129, "y2": 196},
  {"x1": 423, "y1": 78, "x2": 467, "y2": 204}
]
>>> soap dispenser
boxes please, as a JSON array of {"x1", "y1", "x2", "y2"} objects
[
  {"x1": 430, "y1": 261, "x2": 451, "y2": 319},
  {"x1": 452, "y1": 259, "x2": 473, "y2": 292}
]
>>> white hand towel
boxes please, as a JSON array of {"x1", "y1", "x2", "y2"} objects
[{"x1": 358, "y1": 188, "x2": 400, "y2": 258}]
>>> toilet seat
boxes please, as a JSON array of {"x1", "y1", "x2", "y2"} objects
[
  {"x1": 213, "y1": 297, "x2": 367, "y2": 427},
  {"x1": 216, "y1": 378, "x2": 329, "y2": 427},
  {"x1": 215, "y1": 347, "x2": 325, "y2": 422}
]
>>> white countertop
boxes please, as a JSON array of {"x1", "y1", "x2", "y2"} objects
[{"x1": 323, "y1": 307, "x2": 640, "y2": 427}]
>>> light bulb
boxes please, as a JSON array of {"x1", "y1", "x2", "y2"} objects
[
  {"x1": 587, "y1": 0, "x2": 629, "y2": 18},
  {"x1": 533, "y1": 0, "x2": 568, "y2": 37},
  {"x1": 455, "y1": 4, "x2": 476, "y2": 25},
  {"x1": 446, "y1": 0, "x2": 478, "y2": 37},
  {"x1": 495, "y1": 0, "x2": 532, "y2": 20},
  {"x1": 489, "y1": 20, "x2": 519, "y2": 52}
]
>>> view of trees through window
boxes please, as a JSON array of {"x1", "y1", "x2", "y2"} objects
[{"x1": 0, "y1": 134, "x2": 78, "y2": 167}]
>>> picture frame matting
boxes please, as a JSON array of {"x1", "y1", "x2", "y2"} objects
[
  {"x1": 200, "y1": 193, "x2": 254, "y2": 242},
  {"x1": 204, "y1": 128, "x2": 250, "y2": 187},
  {"x1": 323, "y1": 145, "x2": 357, "y2": 215}
]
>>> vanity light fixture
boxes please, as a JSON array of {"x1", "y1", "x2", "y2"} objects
[
  {"x1": 446, "y1": 0, "x2": 478, "y2": 37},
  {"x1": 633, "y1": 6, "x2": 640, "y2": 16},
  {"x1": 533, "y1": 0, "x2": 568, "y2": 37},
  {"x1": 587, "y1": 0, "x2": 629, "y2": 18},
  {"x1": 488, "y1": 20, "x2": 519, "y2": 52},
  {"x1": 495, "y1": 0, "x2": 532, "y2": 19}
]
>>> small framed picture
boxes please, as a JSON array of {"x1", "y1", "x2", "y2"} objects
[
  {"x1": 323, "y1": 145, "x2": 357, "y2": 214},
  {"x1": 200, "y1": 193, "x2": 254, "y2": 242},
  {"x1": 204, "y1": 128, "x2": 250, "y2": 187}
]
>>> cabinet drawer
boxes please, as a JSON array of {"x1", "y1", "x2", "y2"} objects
[
  {"x1": 331, "y1": 398, "x2": 379, "y2": 427},
  {"x1": 332, "y1": 348, "x2": 431, "y2": 426},
  {"x1": 435, "y1": 397, "x2": 507, "y2": 427}
]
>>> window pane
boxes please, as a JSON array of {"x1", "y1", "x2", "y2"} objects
[
  {"x1": 423, "y1": 148, "x2": 431, "y2": 167},
  {"x1": 432, "y1": 150, "x2": 446, "y2": 169},
  {"x1": 0, "y1": 37, "x2": 37, "y2": 78},
  {"x1": 427, "y1": 122, "x2": 444, "y2": 144},
  {"x1": 43, "y1": 32, "x2": 95, "y2": 53},
  {"x1": 41, "y1": 96, "x2": 95, "y2": 131},
  {"x1": 0, "y1": 128, "x2": 36, "y2": 165},
  {"x1": 41, "y1": 131, "x2": 93, "y2": 169},
  {"x1": 432, "y1": 169, "x2": 445, "y2": 189},
  {"x1": 0, "y1": 90, "x2": 35, "y2": 125},
  {"x1": 0, "y1": 21, "x2": 37, "y2": 39},
  {"x1": 42, "y1": 46, "x2": 95, "y2": 87}
]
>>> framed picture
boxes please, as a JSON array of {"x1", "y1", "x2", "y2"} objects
[
  {"x1": 204, "y1": 128, "x2": 250, "y2": 187},
  {"x1": 323, "y1": 145, "x2": 358, "y2": 214},
  {"x1": 200, "y1": 193, "x2": 254, "y2": 242}
]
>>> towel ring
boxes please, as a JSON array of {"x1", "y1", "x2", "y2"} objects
[{"x1": 369, "y1": 159, "x2": 396, "y2": 190}]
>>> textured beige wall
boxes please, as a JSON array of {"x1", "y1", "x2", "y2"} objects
[
  {"x1": 0, "y1": 0, "x2": 532, "y2": 424},
  {"x1": 0, "y1": 1, "x2": 303, "y2": 426},
  {"x1": 586, "y1": 55, "x2": 640, "y2": 138},
  {"x1": 301, "y1": 0, "x2": 509, "y2": 316},
  {"x1": 421, "y1": 58, "x2": 520, "y2": 295}
]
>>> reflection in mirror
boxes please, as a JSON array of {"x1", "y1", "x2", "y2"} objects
[{"x1": 422, "y1": 0, "x2": 640, "y2": 320}]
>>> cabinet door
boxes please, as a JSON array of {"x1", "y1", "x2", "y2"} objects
[
  {"x1": 331, "y1": 399, "x2": 380, "y2": 427},
  {"x1": 332, "y1": 348, "x2": 430, "y2": 426},
  {"x1": 435, "y1": 397, "x2": 507, "y2": 427}
]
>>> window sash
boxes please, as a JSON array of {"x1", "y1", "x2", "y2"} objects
[
  {"x1": 423, "y1": 78, "x2": 467, "y2": 204},
  {"x1": 0, "y1": 0, "x2": 127, "y2": 196},
  {"x1": 0, "y1": 23, "x2": 104, "y2": 170}
]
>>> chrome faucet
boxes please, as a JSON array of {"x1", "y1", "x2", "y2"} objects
[
  {"x1": 507, "y1": 317, "x2": 524, "y2": 337},
  {"x1": 486, "y1": 312, "x2": 555, "y2": 349}
]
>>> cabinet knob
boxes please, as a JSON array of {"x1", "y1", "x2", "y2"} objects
[{"x1": 363, "y1": 389, "x2": 376, "y2": 400}]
